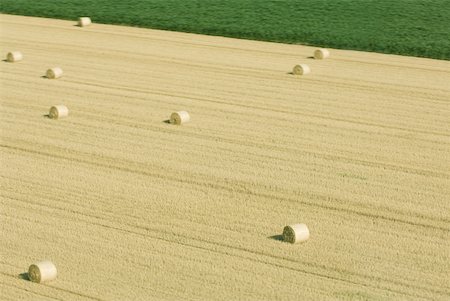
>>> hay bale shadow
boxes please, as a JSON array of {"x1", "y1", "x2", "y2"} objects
[
  {"x1": 2, "y1": 59, "x2": 8, "y2": 62},
  {"x1": 42, "y1": 114, "x2": 51, "y2": 118},
  {"x1": 163, "y1": 119, "x2": 171, "y2": 124},
  {"x1": 306, "y1": 56, "x2": 315, "y2": 59},
  {"x1": 287, "y1": 72, "x2": 294, "y2": 75},
  {"x1": 41, "y1": 75, "x2": 48, "y2": 79},
  {"x1": 268, "y1": 234, "x2": 284, "y2": 241},
  {"x1": 19, "y1": 272, "x2": 30, "y2": 281}
]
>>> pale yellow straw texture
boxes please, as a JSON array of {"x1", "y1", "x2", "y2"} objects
[{"x1": 1, "y1": 14, "x2": 449, "y2": 301}]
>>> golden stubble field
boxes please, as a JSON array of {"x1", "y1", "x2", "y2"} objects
[{"x1": 1, "y1": 14, "x2": 449, "y2": 301}]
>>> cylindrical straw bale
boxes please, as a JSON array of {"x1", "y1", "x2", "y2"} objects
[
  {"x1": 314, "y1": 48, "x2": 330, "y2": 59},
  {"x1": 78, "y1": 17, "x2": 92, "y2": 27},
  {"x1": 292, "y1": 64, "x2": 311, "y2": 75},
  {"x1": 6, "y1": 51, "x2": 23, "y2": 62},
  {"x1": 170, "y1": 111, "x2": 190, "y2": 125},
  {"x1": 28, "y1": 261, "x2": 57, "y2": 283},
  {"x1": 49, "y1": 105, "x2": 69, "y2": 119},
  {"x1": 283, "y1": 223, "x2": 310, "y2": 243},
  {"x1": 46, "y1": 67, "x2": 63, "y2": 79}
]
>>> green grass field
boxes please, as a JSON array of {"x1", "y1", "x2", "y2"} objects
[{"x1": 1, "y1": 0, "x2": 449, "y2": 60}]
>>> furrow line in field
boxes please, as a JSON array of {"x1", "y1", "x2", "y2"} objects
[
  {"x1": 60, "y1": 80, "x2": 450, "y2": 138},
  {"x1": 0, "y1": 272, "x2": 100, "y2": 301},
  {"x1": 2, "y1": 142, "x2": 448, "y2": 232},
  {"x1": 2, "y1": 196, "x2": 443, "y2": 299},
  {"x1": 3, "y1": 136, "x2": 442, "y2": 208},
  {"x1": 0, "y1": 281, "x2": 62, "y2": 301},
  {"x1": 3, "y1": 169, "x2": 449, "y2": 248},
  {"x1": 3, "y1": 131, "x2": 450, "y2": 193},
  {"x1": 3, "y1": 108, "x2": 449, "y2": 181},
  {"x1": 4, "y1": 169, "x2": 446, "y2": 246},
  {"x1": 6, "y1": 59, "x2": 450, "y2": 117},
  {"x1": 5, "y1": 24, "x2": 450, "y2": 75},
  {"x1": 2, "y1": 108, "x2": 449, "y2": 177},
  {"x1": 1, "y1": 29, "x2": 323, "y2": 66},
  {"x1": 2, "y1": 15, "x2": 449, "y2": 300},
  {"x1": 2, "y1": 44, "x2": 449, "y2": 111},
  {"x1": 2, "y1": 84, "x2": 449, "y2": 144},
  {"x1": 0, "y1": 229, "x2": 356, "y2": 301},
  {"x1": 3, "y1": 134, "x2": 448, "y2": 211},
  {"x1": 2, "y1": 70, "x2": 449, "y2": 133}
]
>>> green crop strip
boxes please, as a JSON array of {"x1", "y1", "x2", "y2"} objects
[{"x1": 1, "y1": 0, "x2": 449, "y2": 60}]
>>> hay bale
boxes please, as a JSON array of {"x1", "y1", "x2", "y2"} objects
[
  {"x1": 283, "y1": 223, "x2": 310, "y2": 243},
  {"x1": 292, "y1": 64, "x2": 311, "y2": 75},
  {"x1": 49, "y1": 105, "x2": 69, "y2": 119},
  {"x1": 46, "y1": 67, "x2": 63, "y2": 79},
  {"x1": 314, "y1": 48, "x2": 330, "y2": 59},
  {"x1": 78, "y1": 17, "x2": 92, "y2": 27},
  {"x1": 28, "y1": 261, "x2": 57, "y2": 283},
  {"x1": 6, "y1": 51, "x2": 23, "y2": 62},
  {"x1": 170, "y1": 111, "x2": 190, "y2": 125}
]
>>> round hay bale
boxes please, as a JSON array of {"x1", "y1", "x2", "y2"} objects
[
  {"x1": 46, "y1": 67, "x2": 63, "y2": 79},
  {"x1": 292, "y1": 64, "x2": 311, "y2": 75},
  {"x1": 314, "y1": 48, "x2": 330, "y2": 59},
  {"x1": 170, "y1": 111, "x2": 190, "y2": 125},
  {"x1": 49, "y1": 105, "x2": 69, "y2": 119},
  {"x1": 6, "y1": 51, "x2": 23, "y2": 62},
  {"x1": 78, "y1": 17, "x2": 92, "y2": 27},
  {"x1": 283, "y1": 223, "x2": 310, "y2": 243},
  {"x1": 28, "y1": 261, "x2": 57, "y2": 283}
]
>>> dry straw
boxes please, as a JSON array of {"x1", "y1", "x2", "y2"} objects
[
  {"x1": 170, "y1": 111, "x2": 190, "y2": 125},
  {"x1": 28, "y1": 261, "x2": 57, "y2": 283},
  {"x1": 283, "y1": 223, "x2": 310, "y2": 243},
  {"x1": 314, "y1": 48, "x2": 330, "y2": 59},
  {"x1": 78, "y1": 17, "x2": 92, "y2": 27},
  {"x1": 46, "y1": 67, "x2": 63, "y2": 79},
  {"x1": 6, "y1": 51, "x2": 23, "y2": 62},
  {"x1": 292, "y1": 64, "x2": 311, "y2": 75},
  {"x1": 49, "y1": 105, "x2": 69, "y2": 119}
]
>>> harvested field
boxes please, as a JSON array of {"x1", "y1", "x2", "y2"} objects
[{"x1": 1, "y1": 14, "x2": 450, "y2": 300}]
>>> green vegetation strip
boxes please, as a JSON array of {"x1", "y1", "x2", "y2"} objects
[{"x1": 1, "y1": 0, "x2": 449, "y2": 60}]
